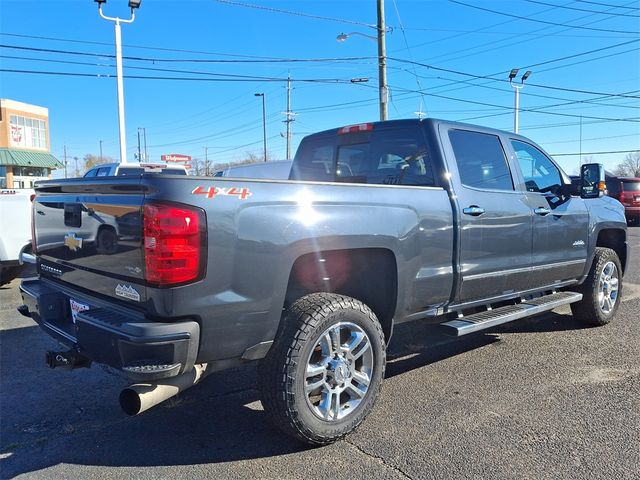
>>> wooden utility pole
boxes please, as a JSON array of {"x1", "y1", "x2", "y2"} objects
[
  {"x1": 377, "y1": 0, "x2": 388, "y2": 121},
  {"x1": 285, "y1": 75, "x2": 293, "y2": 159}
]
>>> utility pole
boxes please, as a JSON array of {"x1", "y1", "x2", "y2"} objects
[
  {"x1": 284, "y1": 75, "x2": 294, "y2": 159},
  {"x1": 377, "y1": 0, "x2": 388, "y2": 121},
  {"x1": 143, "y1": 127, "x2": 147, "y2": 161},
  {"x1": 508, "y1": 68, "x2": 531, "y2": 134},
  {"x1": 96, "y1": 0, "x2": 141, "y2": 164},
  {"x1": 63, "y1": 145, "x2": 68, "y2": 179},
  {"x1": 99, "y1": 140, "x2": 103, "y2": 161},
  {"x1": 137, "y1": 129, "x2": 142, "y2": 162},
  {"x1": 254, "y1": 93, "x2": 267, "y2": 162},
  {"x1": 579, "y1": 115, "x2": 583, "y2": 166},
  {"x1": 204, "y1": 146, "x2": 210, "y2": 176},
  {"x1": 74, "y1": 156, "x2": 79, "y2": 177}
]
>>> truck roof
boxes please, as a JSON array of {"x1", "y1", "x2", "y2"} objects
[{"x1": 302, "y1": 118, "x2": 531, "y2": 143}]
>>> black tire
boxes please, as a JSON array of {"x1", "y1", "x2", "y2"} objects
[
  {"x1": 0, "y1": 265, "x2": 23, "y2": 287},
  {"x1": 570, "y1": 247, "x2": 622, "y2": 326},
  {"x1": 258, "y1": 293, "x2": 386, "y2": 445}
]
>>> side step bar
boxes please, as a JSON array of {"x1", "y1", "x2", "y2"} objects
[{"x1": 440, "y1": 291, "x2": 583, "y2": 336}]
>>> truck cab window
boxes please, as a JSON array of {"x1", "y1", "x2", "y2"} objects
[
  {"x1": 448, "y1": 129, "x2": 514, "y2": 191},
  {"x1": 511, "y1": 140, "x2": 562, "y2": 195},
  {"x1": 292, "y1": 126, "x2": 435, "y2": 187}
]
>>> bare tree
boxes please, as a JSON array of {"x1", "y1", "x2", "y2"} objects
[
  {"x1": 191, "y1": 157, "x2": 203, "y2": 176},
  {"x1": 614, "y1": 151, "x2": 640, "y2": 177}
]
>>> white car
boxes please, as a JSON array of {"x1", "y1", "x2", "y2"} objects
[
  {"x1": 213, "y1": 160, "x2": 292, "y2": 179},
  {"x1": 84, "y1": 162, "x2": 188, "y2": 177},
  {"x1": 0, "y1": 189, "x2": 33, "y2": 285}
]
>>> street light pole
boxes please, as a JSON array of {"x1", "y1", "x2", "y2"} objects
[
  {"x1": 255, "y1": 93, "x2": 267, "y2": 162},
  {"x1": 508, "y1": 68, "x2": 531, "y2": 134},
  {"x1": 95, "y1": 0, "x2": 141, "y2": 164}
]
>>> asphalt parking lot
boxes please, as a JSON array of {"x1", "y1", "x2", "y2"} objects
[{"x1": 1, "y1": 227, "x2": 639, "y2": 479}]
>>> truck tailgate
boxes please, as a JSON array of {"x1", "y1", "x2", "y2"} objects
[{"x1": 33, "y1": 178, "x2": 147, "y2": 305}]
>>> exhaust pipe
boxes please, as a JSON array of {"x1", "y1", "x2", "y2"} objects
[{"x1": 119, "y1": 363, "x2": 210, "y2": 416}]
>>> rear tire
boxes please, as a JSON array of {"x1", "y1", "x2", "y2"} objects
[
  {"x1": 258, "y1": 293, "x2": 386, "y2": 445},
  {"x1": 571, "y1": 247, "x2": 622, "y2": 326}
]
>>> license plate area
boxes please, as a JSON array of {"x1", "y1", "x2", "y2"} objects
[{"x1": 70, "y1": 298, "x2": 90, "y2": 324}]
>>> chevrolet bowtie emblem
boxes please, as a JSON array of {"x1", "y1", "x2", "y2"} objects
[{"x1": 64, "y1": 233, "x2": 83, "y2": 252}]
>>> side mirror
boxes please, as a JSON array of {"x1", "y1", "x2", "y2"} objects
[{"x1": 580, "y1": 163, "x2": 606, "y2": 199}]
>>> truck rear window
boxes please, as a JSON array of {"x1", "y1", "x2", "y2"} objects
[
  {"x1": 622, "y1": 181, "x2": 640, "y2": 191},
  {"x1": 290, "y1": 126, "x2": 435, "y2": 187}
]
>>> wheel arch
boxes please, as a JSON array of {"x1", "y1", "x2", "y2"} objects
[
  {"x1": 595, "y1": 228, "x2": 627, "y2": 275},
  {"x1": 283, "y1": 248, "x2": 398, "y2": 343}
]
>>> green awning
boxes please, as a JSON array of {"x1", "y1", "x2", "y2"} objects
[{"x1": 0, "y1": 148, "x2": 63, "y2": 169}]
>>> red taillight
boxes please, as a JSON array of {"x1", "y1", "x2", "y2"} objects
[
  {"x1": 143, "y1": 202, "x2": 206, "y2": 286},
  {"x1": 338, "y1": 123, "x2": 374, "y2": 135}
]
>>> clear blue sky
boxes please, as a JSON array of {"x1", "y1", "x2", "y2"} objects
[{"x1": 1, "y1": 0, "x2": 638, "y2": 176}]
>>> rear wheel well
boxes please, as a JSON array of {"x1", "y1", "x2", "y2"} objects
[
  {"x1": 596, "y1": 229, "x2": 626, "y2": 274},
  {"x1": 284, "y1": 248, "x2": 397, "y2": 343}
]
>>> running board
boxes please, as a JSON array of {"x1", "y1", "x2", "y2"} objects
[{"x1": 440, "y1": 291, "x2": 583, "y2": 336}]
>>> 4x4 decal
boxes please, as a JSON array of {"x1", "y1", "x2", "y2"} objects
[{"x1": 191, "y1": 186, "x2": 252, "y2": 200}]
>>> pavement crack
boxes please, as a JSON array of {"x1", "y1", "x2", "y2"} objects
[{"x1": 344, "y1": 438, "x2": 413, "y2": 479}]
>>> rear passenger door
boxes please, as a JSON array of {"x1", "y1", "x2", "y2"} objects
[{"x1": 441, "y1": 127, "x2": 533, "y2": 305}]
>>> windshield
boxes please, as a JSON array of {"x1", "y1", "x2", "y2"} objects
[{"x1": 622, "y1": 180, "x2": 640, "y2": 192}]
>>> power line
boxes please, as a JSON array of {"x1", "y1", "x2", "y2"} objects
[
  {"x1": 576, "y1": 0, "x2": 640, "y2": 10},
  {"x1": 543, "y1": 132, "x2": 640, "y2": 145},
  {"x1": 523, "y1": 0, "x2": 640, "y2": 17},
  {"x1": 388, "y1": 57, "x2": 640, "y2": 98},
  {"x1": 0, "y1": 54, "x2": 363, "y2": 83},
  {"x1": 0, "y1": 68, "x2": 355, "y2": 84},
  {"x1": 0, "y1": 32, "x2": 369, "y2": 61},
  {"x1": 551, "y1": 149, "x2": 639, "y2": 156},
  {"x1": 389, "y1": 83, "x2": 640, "y2": 123},
  {"x1": 390, "y1": 0, "x2": 426, "y2": 115},
  {"x1": 449, "y1": 0, "x2": 639, "y2": 34},
  {"x1": 213, "y1": 0, "x2": 377, "y2": 29},
  {"x1": 519, "y1": 38, "x2": 640, "y2": 69},
  {"x1": 0, "y1": 42, "x2": 374, "y2": 64}
]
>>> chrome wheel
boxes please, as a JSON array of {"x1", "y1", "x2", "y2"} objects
[
  {"x1": 598, "y1": 261, "x2": 619, "y2": 314},
  {"x1": 304, "y1": 322, "x2": 374, "y2": 421}
]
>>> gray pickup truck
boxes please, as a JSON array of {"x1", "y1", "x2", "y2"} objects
[{"x1": 19, "y1": 119, "x2": 628, "y2": 445}]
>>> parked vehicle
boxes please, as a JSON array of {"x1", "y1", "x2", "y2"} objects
[
  {"x1": 607, "y1": 176, "x2": 640, "y2": 225},
  {"x1": 19, "y1": 119, "x2": 629, "y2": 445},
  {"x1": 0, "y1": 189, "x2": 33, "y2": 285},
  {"x1": 213, "y1": 160, "x2": 292, "y2": 179},
  {"x1": 84, "y1": 162, "x2": 188, "y2": 177}
]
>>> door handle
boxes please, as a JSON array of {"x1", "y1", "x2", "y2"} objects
[
  {"x1": 462, "y1": 206, "x2": 485, "y2": 216},
  {"x1": 534, "y1": 207, "x2": 551, "y2": 216}
]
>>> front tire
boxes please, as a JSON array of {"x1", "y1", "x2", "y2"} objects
[
  {"x1": 571, "y1": 247, "x2": 622, "y2": 326},
  {"x1": 258, "y1": 293, "x2": 386, "y2": 445}
]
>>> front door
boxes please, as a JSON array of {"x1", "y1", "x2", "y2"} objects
[
  {"x1": 509, "y1": 139, "x2": 589, "y2": 287},
  {"x1": 442, "y1": 127, "x2": 533, "y2": 305}
]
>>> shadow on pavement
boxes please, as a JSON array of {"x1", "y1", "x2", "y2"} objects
[{"x1": 0, "y1": 309, "x2": 584, "y2": 477}]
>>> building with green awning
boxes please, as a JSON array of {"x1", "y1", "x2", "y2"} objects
[{"x1": 0, "y1": 99, "x2": 62, "y2": 189}]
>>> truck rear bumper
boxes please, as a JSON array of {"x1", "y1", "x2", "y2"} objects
[{"x1": 19, "y1": 278, "x2": 200, "y2": 380}]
